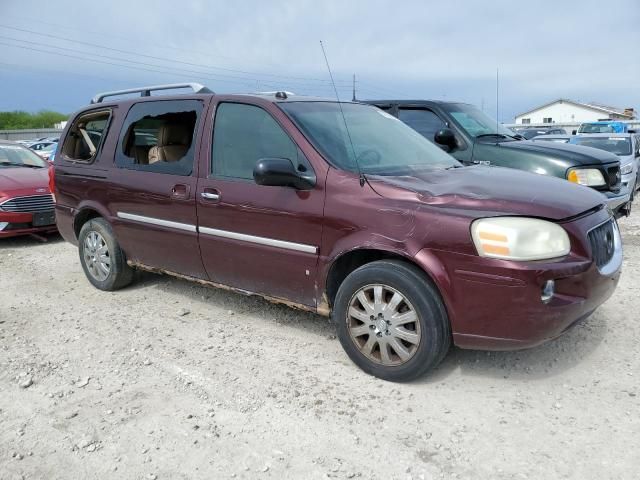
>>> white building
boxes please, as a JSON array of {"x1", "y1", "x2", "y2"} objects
[{"x1": 514, "y1": 99, "x2": 635, "y2": 125}]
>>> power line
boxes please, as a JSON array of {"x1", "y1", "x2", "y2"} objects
[
  {"x1": 1, "y1": 13, "x2": 285, "y2": 71},
  {"x1": 0, "y1": 24, "x2": 352, "y2": 86},
  {"x1": 0, "y1": 40, "x2": 355, "y2": 98},
  {"x1": 0, "y1": 34, "x2": 347, "y2": 90}
]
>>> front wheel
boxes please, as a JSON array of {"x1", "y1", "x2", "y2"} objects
[
  {"x1": 333, "y1": 260, "x2": 451, "y2": 382},
  {"x1": 78, "y1": 218, "x2": 134, "y2": 291}
]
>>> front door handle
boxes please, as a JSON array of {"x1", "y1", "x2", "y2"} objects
[{"x1": 201, "y1": 188, "x2": 221, "y2": 202}]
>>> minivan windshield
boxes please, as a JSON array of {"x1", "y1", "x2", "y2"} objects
[
  {"x1": 280, "y1": 102, "x2": 459, "y2": 175},
  {"x1": 0, "y1": 143, "x2": 48, "y2": 168},
  {"x1": 571, "y1": 136, "x2": 632, "y2": 156},
  {"x1": 440, "y1": 103, "x2": 516, "y2": 139}
]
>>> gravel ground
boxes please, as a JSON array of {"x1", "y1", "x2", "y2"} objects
[{"x1": 1, "y1": 210, "x2": 639, "y2": 480}]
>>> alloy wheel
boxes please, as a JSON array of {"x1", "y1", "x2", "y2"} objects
[
  {"x1": 83, "y1": 231, "x2": 111, "y2": 281},
  {"x1": 347, "y1": 284, "x2": 421, "y2": 366}
]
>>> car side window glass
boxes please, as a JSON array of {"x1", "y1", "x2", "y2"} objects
[
  {"x1": 115, "y1": 100, "x2": 203, "y2": 176},
  {"x1": 212, "y1": 102, "x2": 309, "y2": 180},
  {"x1": 397, "y1": 108, "x2": 446, "y2": 142},
  {"x1": 60, "y1": 110, "x2": 111, "y2": 163}
]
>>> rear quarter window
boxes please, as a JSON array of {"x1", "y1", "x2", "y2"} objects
[{"x1": 60, "y1": 109, "x2": 112, "y2": 163}]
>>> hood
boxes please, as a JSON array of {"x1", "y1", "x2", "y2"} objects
[
  {"x1": 498, "y1": 140, "x2": 620, "y2": 165},
  {"x1": 0, "y1": 167, "x2": 50, "y2": 196},
  {"x1": 367, "y1": 165, "x2": 606, "y2": 221}
]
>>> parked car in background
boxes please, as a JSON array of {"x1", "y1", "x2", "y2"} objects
[
  {"x1": 531, "y1": 135, "x2": 571, "y2": 143},
  {"x1": 52, "y1": 84, "x2": 622, "y2": 381},
  {"x1": 367, "y1": 100, "x2": 630, "y2": 217},
  {"x1": 0, "y1": 141, "x2": 57, "y2": 238},
  {"x1": 41, "y1": 143, "x2": 57, "y2": 162},
  {"x1": 517, "y1": 127, "x2": 567, "y2": 139},
  {"x1": 28, "y1": 141, "x2": 55, "y2": 152},
  {"x1": 569, "y1": 133, "x2": 640, "y2": 202},
  {"x1": 576, "y1": 121, "x2": 629, "y2": 134}
]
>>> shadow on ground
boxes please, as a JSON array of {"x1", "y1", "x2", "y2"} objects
[
  {"x1": 0, "y1": 233, "x2": 63, "y2": 250},
  {"x1": 120, "y1": 268, "x2": 609, "y2": 384}
]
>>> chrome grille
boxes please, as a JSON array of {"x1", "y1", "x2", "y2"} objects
[
  {"x1": 0, "y1": 194, "x2": 54, "y2": 213},
  {"x1": 606, "y1": 164, "x2": 621, "y2": 190},
  {"x1": 588, "y1": 219, "x2": 616, "y2": 269}
]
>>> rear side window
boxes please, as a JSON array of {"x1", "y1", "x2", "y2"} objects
[
  {"x1": 211, "y1": 102, "x2": 304, "y2": 180},
  {"x1": 397, "y1": 108, "x2": 446, "y2": 142},
  {"x1": 116, "y1": 100, "x2": 203, "y2": 176},
  {"x1": 61, "y1": 110, "x2": 111, "y2": 163}
]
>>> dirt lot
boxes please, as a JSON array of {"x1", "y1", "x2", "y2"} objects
[{"x1": 1, "y1": 211, "x2": 639, "y2": 480}]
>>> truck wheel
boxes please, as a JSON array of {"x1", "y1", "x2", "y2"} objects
[
  {"x1": 333, "y1": 260, "x2": 451, "y2": 382},
  {"x1": 78, "y1": 218, "x2": 133, "y2": 291}
]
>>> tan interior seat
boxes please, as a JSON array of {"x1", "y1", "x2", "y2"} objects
[{"x1": 148, "y1": 123, "x2": 192, "y2": 164}]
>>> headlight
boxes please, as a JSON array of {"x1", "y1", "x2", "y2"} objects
[
  {"x1": 471, "y1": 217, "x2": 570, "y2": 261},
  {"x1": 621, "y1": 163, "x2": 633, "y2": 175},
  {"x1": 567, "y1": 168, "x2": 606, "y2": 187}
]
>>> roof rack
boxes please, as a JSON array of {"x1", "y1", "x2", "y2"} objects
[
  {"x1": 91, "y1": 83, "x2": 213, "y2": 104},
  {"x1": 253, "y1": 91, "x2": 295, "y2": 99}
]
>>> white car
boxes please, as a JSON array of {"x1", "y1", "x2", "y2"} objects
[{"x1": 570, "y1": 133, "x2": 640, "y2": 203}]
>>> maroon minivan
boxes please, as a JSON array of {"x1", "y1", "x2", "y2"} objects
[{"x1": 52, "y1": 83, "x2": 622, "y2": 381}]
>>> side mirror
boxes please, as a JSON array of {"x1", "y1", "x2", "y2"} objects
[
  {"x1": 571, "y1": 130, "x2": 577, "y2": 135},
  {"x1": 434, "y1": 128, "x2": 457, "y2": 150},
  {"x1": 253, "y1": 158, "x2": 315, "y2": 190}
]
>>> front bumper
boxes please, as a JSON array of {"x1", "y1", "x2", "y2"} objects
[
  {"x1": 416, "y1": 209, "x2": 621, "y2": 350},
  {"x1": 603, "y1": 189, "x2": 630, "y2": 214},
  {"x1": 0, "y1": 210, "x2": 58, "y2": 238}
]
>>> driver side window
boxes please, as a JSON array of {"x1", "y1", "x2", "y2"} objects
[
  {"x1": 212, "y1": 102, "x2": 302, "y2": 180},
  {"x1": 397, "y1": 108, "x2": 446, "y2": 143}
]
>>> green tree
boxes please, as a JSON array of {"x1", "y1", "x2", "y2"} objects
[{"x1": 0, "y1": 110, "x2": 68, "y2": 129}]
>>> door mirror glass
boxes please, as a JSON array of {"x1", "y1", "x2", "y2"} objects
[
  {"x1": 434, "y1": 128, "x2": 457, "y2": 150},
  {"x1": 254, "y1": 158, "x2": 315, "y2": 190},
  {"x1": 571, "y1": 129, "x2": 577, "y2": 135}
]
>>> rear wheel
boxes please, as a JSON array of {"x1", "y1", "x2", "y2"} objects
[
  {"x1": 333, "y1": 260, "x2": 451, "y2": 382},
  {"x1": 78, "y1": 218, "x2": 133, "y2": 291}
]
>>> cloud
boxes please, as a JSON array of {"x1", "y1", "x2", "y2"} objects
[{"x1": 0, "y1": 0, "x2": 638, "y2": 120}]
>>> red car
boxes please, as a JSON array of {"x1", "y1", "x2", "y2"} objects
[
  {"x1": 0, "y1": 141, "x2": 57, "y2": 238},
  {"x1": 52, "y1": 84, "x2": 621, "y2": 381}
]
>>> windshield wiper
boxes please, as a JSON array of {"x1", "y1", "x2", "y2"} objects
[
  {"x1": 445, "y1": 164, "x2": 463, "y2": 169},
  {"x1": 475, "y1": 133, "x2": 509, "y2": 139},
  {"x1": 475, "y1": 133, "x2": 521, "y2": 142}
]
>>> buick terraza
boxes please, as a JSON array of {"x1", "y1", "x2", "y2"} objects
[{"x1": 51, "y1": 84, "x2": 622, "y2": 381}]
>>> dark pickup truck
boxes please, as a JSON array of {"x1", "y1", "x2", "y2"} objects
[{"x1": 368, "y1": 100, "x2": 630, "y2": 217}]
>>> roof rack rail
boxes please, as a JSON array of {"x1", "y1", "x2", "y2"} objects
[
  {"x1": 91, "y1": 83, "x2": 213, "y2": 104},
  {"x1": 253, "y1": 91, "x2": 295, "y2": 99}
]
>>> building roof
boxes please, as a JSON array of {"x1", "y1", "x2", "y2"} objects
[{"x1": 516, "y1": 98, "x2": 635, "y2": 119}]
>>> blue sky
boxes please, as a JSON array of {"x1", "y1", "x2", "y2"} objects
[{"x1": 0, "y1": 0, "x2": 638, "y2": 122}]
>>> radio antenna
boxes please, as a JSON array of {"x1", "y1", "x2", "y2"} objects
[
  {"x1": 320, "y1": 40, "x2": 365, "y2": 187},
  {"x1": 496, "y1": 67, "x2": 499, "y2": 133}
]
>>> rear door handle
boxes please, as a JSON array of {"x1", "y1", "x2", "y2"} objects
[{"x1": 171, "y1": 184, "x2": 190, "y2": 199}]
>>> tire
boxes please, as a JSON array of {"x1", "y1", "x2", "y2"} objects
[
  {"x1": 333, "y1": 260, "x2": 451, "y2": 382},
  {"x1": 78, "y1": 217, "x2": 134, "y2": 291}
]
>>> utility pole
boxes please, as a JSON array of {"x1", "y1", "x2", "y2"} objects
[
  {"x1": 352, "y1": 74, "x2": 356, "y2": 102},
  {"x1": 496, "y1": 68, "x2": 499, "y2": 130}
]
